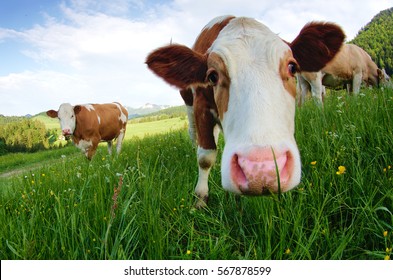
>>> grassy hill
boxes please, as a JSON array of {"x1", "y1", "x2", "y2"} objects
[
  {"x1": 32, "y1": 113, "x2": 62, "y2": 130},
  {"x1": 129, "y1": 105, "x2": 187, "y2": 124}
]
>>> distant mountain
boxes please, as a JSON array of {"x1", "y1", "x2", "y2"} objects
[
  {"x1": 126, "y1": 103, "x2": 171, "y2": 119},
  {"x1": 350, "y1": 7, "x2": 393, "y2": 75}
]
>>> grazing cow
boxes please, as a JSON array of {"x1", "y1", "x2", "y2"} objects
[
  {"x1": 298, "y1": 43, "x2": 386, "y2": 105},
  {"x1": 47, "y1": 102, "x2": 128, "y2": 159},
  {"x1": 146, "y1": 16, "x2": 345, "y2": 207}
]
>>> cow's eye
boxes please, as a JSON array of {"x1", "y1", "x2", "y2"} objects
[
  {"x1": 207, "y1": 71, "x2": 219, "y2": 86},
  {"x1": 288, "y1": 62, "x2": 298, "y2": 76}
]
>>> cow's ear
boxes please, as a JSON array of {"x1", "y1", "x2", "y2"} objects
[
  {"x1": 146, "y1": 44, "x2": 208, "y2": 89},
  {"x1": 74, "y1": 105, "x2": 82, "y2": 114},
  {"x1": 46, "y1": 110, "x2": 58, "y2": 118},
  {"x1": 290, "y1": 22, "x2": 345, "y2": 72}
]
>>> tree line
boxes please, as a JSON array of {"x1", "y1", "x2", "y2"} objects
[
  {"x1": 0, "y1": 118, "x2": 61, "y2": 155},
  {"x1": 350, "y1": 7, "x2": 393, "y2": 75}
]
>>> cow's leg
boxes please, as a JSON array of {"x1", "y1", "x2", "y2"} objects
[
  {"x1": 296, "y1": 74, "x2": 302, "y2": 106},
  {"x1": 321, "y1": 85, "x2": 326, "y2": 103},
  {"x1": 346, "y1": 83, "x2": 352, "y2": 94},
  {"x1": 116, "y1": 128, "x2": 125, "y2": 154},
  {"x1": 310, "y1": 73, "x2": 324, "y2": 105},
  {"x1": 195, "y1": 146, "x2": 217, "y2": 208},
  {"x1": 353, "y1": 72, "x2": 362, "y2": 94},
  {"x1": 296, "y1": 74, "x2": 310, "y2": 106},
  {"x1": 85, "y1": 139, "x2": 99, "y2": 160},
  {"x1": 193, "y1": 90, "x2": 218, "y2": 208},
  {"x1": 195, "y1": 125, "x2": 220, "y2": 208},
  {"x1": 75, "y1": 138, "x2": 95, "y2": 160},
  {"x1": 107, "y1": 140, "x2": 113, "y2": 155}
]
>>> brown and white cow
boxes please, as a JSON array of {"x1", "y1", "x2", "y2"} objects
[
  {"x1": 298, "y1": 43, "x2": 386, "y2": 105},
  {"x1": 47, "y1": 102, "x2": 128, "y2": 159},
  {"x1": 146, "y1": 16, "x2": 345, "y2": 207}
]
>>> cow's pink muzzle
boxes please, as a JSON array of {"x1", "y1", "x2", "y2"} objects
[{"x1": 230, "y1": 147, "x2": 294, "y2": 195}]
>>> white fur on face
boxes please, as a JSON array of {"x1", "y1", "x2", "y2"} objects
[
  {"x1": 57, "y1": 103, "x2": 76, "y2": 135},
  {"x1": 209, "y1": 18, "x2": 301, "y2": 194}
]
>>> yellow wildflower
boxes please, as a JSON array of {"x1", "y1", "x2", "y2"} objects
[
  {"x1": 186, "y1": 250, "x2": 191, "y2": 255},
  {"x1": 384, "y1": 255, "x2": 390, "y2": 260},
  {"x1": 336, "y1": 165, "x2": 346, "y2": 175},
  {"x1": 285, "y1": 248, "x2": 291, "y2": 254},
  {"x1": 310, "y1": 161, "x2": 317, "y2": 165},
  {"x1": 383, "y1": 231, "x2": 388, "y2": 237}
]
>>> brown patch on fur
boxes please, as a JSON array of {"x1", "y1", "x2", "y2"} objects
[
  {"x1": 199, "y1": 157, "x2": 213, "y2": 170},
  {"x1": 279, "y1": 50, "x2": 297, "y2": 98},
  {"x1": 207, "y1": 53, "x2": 230, "y2": 120},
  {"x1": 193, "y1": 86, "x2": 218, "y2": 150},
  {"x1": 180, "y1": 88, "x2": 193, "y2": 106},
  {"x1": 193, "y1": 16, "x2": 235, "y2": 54}
]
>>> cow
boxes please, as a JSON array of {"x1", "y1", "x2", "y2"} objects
[
  {"x1": 146, "y1": 15, "x2": 345, "y2": 207},
  {"x1": 297, "y1": 43, "x2": 386, "y2": 105},
  {"x1": 46, "y1": 102, "x2": 128, "y2": 160}
]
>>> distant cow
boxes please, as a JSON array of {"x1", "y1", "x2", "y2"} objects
[
  {"x1": 47, "y1": 102, "x2": 128, "y2": 159},
  {"x1": 146, "y1": 16, "x2": 345, "y2": 207},
  {"x1": 298, "y1": 43, "x2": 386, "y2": 104}
]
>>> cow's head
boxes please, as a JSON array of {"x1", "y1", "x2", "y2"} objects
[
  {"x1": 146, "y1": 17, "x2": 344, "y2": 195},
  {"x1": 47, "y1": 103, "x2": 81, "y2": 137},
  {"x1": 376, "y1": 68, "x2": 391, "y2": 87}
]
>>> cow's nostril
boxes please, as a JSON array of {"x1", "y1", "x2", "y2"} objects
[
  {"x1": 230, "y1": 148, "x2": 292, "y2": 195},
  {"x1": 231, "y1": 154, "x2": 247, "y2": 190}
]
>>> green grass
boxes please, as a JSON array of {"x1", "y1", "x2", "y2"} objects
[
  {"x1": 32, "y1": 114, "x2": 62, "y2": 130},
  {"x1": 125, "y1": 117, "x2": 188, "y2": 139},
  {"x1": 0, "y1": 88, "x2": 392, "y2": 260}
]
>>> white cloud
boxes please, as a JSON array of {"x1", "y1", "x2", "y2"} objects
[{"x1": 0, "y1": 0, "x2": 391, "y2": 116}]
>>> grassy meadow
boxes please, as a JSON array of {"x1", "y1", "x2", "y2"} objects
[{"x1": 0, "y1": 88, "x2": 392, "y2": 260}]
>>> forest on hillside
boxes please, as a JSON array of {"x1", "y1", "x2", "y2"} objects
[{"x1": 350, "y1": 7, "x2": 393, "y2": 75}]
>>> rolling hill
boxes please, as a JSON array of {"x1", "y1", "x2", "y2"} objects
[{"x1": 126, "y1": 103, "x2": 171, "y2": 119}]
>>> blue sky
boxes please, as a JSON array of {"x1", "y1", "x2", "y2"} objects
[{"x1": 0, "y1": 0, "x2": 391, "y2": 116}]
